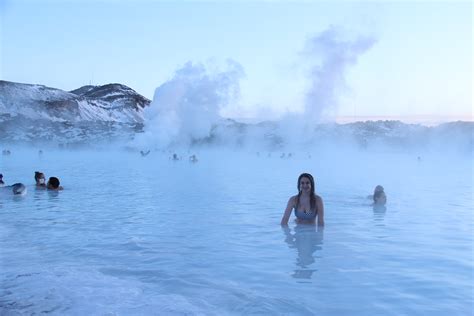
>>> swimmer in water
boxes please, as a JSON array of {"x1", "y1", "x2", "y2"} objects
[
  {"x1": 1, "y1": 182, "x2": 27, "y2": 195},
  {"x1": 11, "y1": 183, "x2": 27, "y2": 195},
  {"x1": 47, "y1": 177, "x2": 63, "y2": 191},
  {"x1": 281, "y1": 173, "x2": 325, "y2": 226},
  {"x1": 0, "y1": 173, "x2": 4, "y2": 187},
  {"x1": 372, "y1": 185, "x2": 387, "y2": 205},
  {"x1": 35, "y1": 171, "x2": 47, "y2": 188},
  {"x1": 140, "y1": 150, "x2": 150, "y2": 157}
]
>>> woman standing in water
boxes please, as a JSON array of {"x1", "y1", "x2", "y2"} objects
[{"x1": 281, "y1": 173, "x2": 324, "y2": 226}]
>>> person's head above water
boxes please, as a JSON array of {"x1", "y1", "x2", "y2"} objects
[
  {"x1": 35, "y1": 171, "x2": 46, "y2": 186},
  {"x1": 47, "y1": 177, "x2": 61, "y2": 190},
  {"x1": 0, "y1": 173, "x2": 4, "y2": 186},
  {"x1": 35, "y1": 171, "x2": 45, "y2": 181},
  {"x1": 298, "y1": 173, "x2": 315, "y2": 195},
  {"x1": 11, "y1": 183, "x2": 26, "y2": 195},
  {"x1": 296, "y1": 173, "x2": 317, "y2": 210},
  {"x1": 374, "y1": 185, "x2": 384, "y2": 193}
]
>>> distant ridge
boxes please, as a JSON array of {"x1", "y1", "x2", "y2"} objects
[
  {"x1": 0, "y1": 80, "x2": 472, "y2": 151},
  {"x1": 0, "y1": 80, "x2": 151, "y2": 144},
  {"x1": 336, "y1": 115, "x2": 473, "y2": 126},
  {"x1": 0, "y1": 80, "x2": 150, "y2": 123}
]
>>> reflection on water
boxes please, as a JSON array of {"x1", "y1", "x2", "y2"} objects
[
  {"x1": 12, "y1": 195, "x2": 25, "y2": 202},
  {"x1": 282, "y1": 225, "x2": 324, "y2": 280},
  {"x1": 47, "y1": 190, "x2": 60, "y2": 199},
  {"x1": 33, "y1": 187, "x2": 47, "y2": 202},
  {"x1": 372, "y1": 204, "x2": 387, "y2": 226}
]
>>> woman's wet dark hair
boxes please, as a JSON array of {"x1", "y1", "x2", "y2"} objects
[
  {"x1": 48, "y1": 177, "x2": 60, "y2": 189},
  {"x1": 296, "y1": 173, "x2": 317, "y2": 211}
]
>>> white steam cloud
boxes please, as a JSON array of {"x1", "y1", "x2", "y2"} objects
[
  {"x1": 278, "y1": 27, "x2": 376, "y2": 145},
  {"x1": 302, "y1": 26, "x2": 376, "y2": 121},
  {"x1": 136, "y1": 60, "x2": 244, "y2": 148},
  {"x1": 136, "y1": 27, "x2": 376, "y2": 149}
]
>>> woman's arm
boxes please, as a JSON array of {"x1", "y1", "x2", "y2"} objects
[
  {"x1": 317, "y1": 196, "x2": 325, "y2": 227},
  {"x1": 281, "y1": 196, "x2": 295, "y2": 226}
]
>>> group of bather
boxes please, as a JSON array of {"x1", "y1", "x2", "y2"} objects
[
  {"x1": 139, "y1": 150, "x2": 199, "y2": 163},
  {"x1": 171, "y1": 153, "x2": 198, "y2": 162},
  {"x1": 0, "y1": 171, "x2": 63, "y2": 195}
]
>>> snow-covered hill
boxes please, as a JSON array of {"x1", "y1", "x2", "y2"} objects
[
  {"x1": 0, "y1": 81, "x2": 150, "y2": 145},
  {"x1": 0, "y1": 81, "x2": 150, "y2": 123}
]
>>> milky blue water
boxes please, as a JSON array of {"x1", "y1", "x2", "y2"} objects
[{"x1": 1, "y1": 148, "x2": 472, "y2": 315}]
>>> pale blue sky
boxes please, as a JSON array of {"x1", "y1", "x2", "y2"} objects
[{"x1": 0, "y1": 0, "x2": 472, "y2": 122}]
